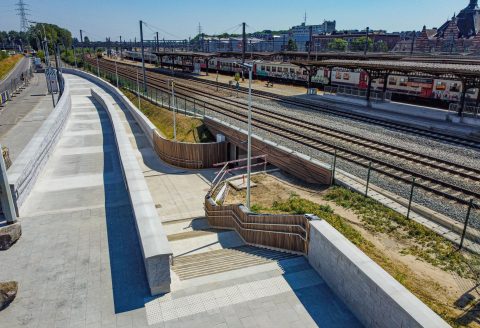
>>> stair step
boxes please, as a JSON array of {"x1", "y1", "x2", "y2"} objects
[
  {"x1": 167, "y1": 229, "x2": 226, "y2": 242},
  {"x1": 172, "y1": 245, "x2": 301, "y2": 281}
]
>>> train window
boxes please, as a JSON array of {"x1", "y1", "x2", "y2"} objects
[
  {"x1": 261, "y1": 66, "x2": 265, "y2": 71},
  {"x1": 266, "y1": 66, "x2": 270, "y2": 72},
  {"x1": 283, "y1": 67, "x2": 288, "y2": 73},
  {"x1": 388, "y1": 77, "x2": 397, "y2": 86},
  {"x1": 290, "y1": 68, "x2": 295, "y2": 74},
  {"x1": 435, "y1": 81, "x2": 447, "y2": 91},
  {"x1": 273, "y1": 67, "x2": 277, "y2": 72},
  {"x1": 399, "y1": 78, "x2": 408, "y2": 87},
  {"x1": 449, "y1": 83, "x2": 461, "y2": 92}
]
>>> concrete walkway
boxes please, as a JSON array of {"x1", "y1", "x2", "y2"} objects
[
  {"x1": 0, "y1": 75, "x2": 152, "y2": 327},
  {"x1": 0, "y1": 73, "x2": 56, "y2": 161}
]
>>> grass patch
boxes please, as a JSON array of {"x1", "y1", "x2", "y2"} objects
[
  {"x1": 121, "y1": 88, "x2": 213, "y2": 143},
  {"x1": 324, "y1": 187, "x2": 480, "y2": 279},
  {"x1": 0, "y1": 54, "x2": 23, "y2": 80}
]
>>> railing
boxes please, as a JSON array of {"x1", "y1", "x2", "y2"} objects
[
  {"x1": 205, "y1": 196, "x2": 313, "y2": 254},
  {"x1": 324, "y1": 85, "x2": 392, "y2": 102},
  {"x1": 449, "y1": 102, "x2": 480, "y2": 118},
  {"x1": 0, "y1": 64, "x2": 34, "y2": 107}
]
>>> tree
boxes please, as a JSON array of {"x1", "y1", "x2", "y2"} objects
[
  {"x1": 286, "y1": 39, "x2": 297, "y2": 51},
  {"x1": 27, "y1": 23, "x2": 73, "y2": 51},
  {"x1": 374, "y1": 40, "x2": 389, "y2": 52},
  {"x1": 350, "y1": 36, "x2": 373, "y2": 52},
  {"x1": 327, "y1": 38, "x2": 348, "y2": 52}
]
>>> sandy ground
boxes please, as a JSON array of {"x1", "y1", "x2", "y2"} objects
[{"x1": 225, "y1": 172, "x2": 480, "y2": 327}]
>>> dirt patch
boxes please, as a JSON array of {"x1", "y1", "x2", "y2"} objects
[{"x1": 224, "y1": 172, "x2": 480, "y2": 327}]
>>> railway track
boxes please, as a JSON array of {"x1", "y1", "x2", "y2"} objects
[{"x1": 86, "y1": 57, "x2": 480, "y2": 205}]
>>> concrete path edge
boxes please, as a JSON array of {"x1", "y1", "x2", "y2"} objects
[{"x1": 91, "y1": 88, "x2": 172, "y2": 296}]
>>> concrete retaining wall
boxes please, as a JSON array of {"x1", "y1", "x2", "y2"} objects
[
  {"x1": 7, "y1": 75, "x2": 71, "y2": 214},
  {"x1": 63, "y1": 68, "x2": 156, "y2": 147},
  {"x1": 308, "y1": 220, "x2": 449, "y2": 328},
  {"x1": 92, "y1": 89, "x2": 172, "y2": 295}
]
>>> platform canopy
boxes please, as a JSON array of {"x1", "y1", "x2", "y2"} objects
[
  {"x1": 153, "y1": 51, "x2": 217, "y2": 58},
  {"x1": 292, "y1": 59, "x2": 480, "y2": 80}
]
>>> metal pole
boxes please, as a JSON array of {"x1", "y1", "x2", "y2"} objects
[
  {"x1": 172, "y1": 81, "x2": 177, "y2": 141},
  {"x1": 96, "y1": 55, "x2": 100, "y2": 76},
  {"x1": 364, "y1": 27, "x2": 370, "y2": 56},
  {"x1": 459, "y1": 199, "x2": 474, "y2": 250},
  {"x1": 406, "y1": 177, "x2": 416, "y2": 219},
  {"x1": 136, "y1": 68, "x2": 141, "y2": 110},
  {"x1": 115, "y1": 60, "x2": 119, "y2": 88},
  {"x1": 0, "y1": 144, "x2": 17, "y2": 223},
  {"x1": 365, "y1": 161, "x2": 372, "y2": 197},
  {"x1": 73, "y1": 46, "x2": 78, "y2": 68},
  {"x1": 247, "y1": 68, "x2": 253, "y2": 209},
  {"x1": 139, "y1": 20, "x2": 147, "y2": 92},
  {"x1": 331, "y1": 149, "x2": 337, "y2": 186}
]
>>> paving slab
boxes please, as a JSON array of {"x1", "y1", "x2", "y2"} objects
[{"x1": 0, "y1": 73, "x2": 56, "y2": 161}]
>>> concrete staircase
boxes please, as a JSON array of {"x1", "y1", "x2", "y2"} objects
[{"x1": 172, "y1": 245, "x2": 300, "y2": 280}]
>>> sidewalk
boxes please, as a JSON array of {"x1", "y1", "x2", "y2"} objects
[{"x1": 0, "y1": 73, "x2": 55, "y2": 161}]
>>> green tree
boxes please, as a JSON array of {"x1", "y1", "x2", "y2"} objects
[
  {"x1": 286, "y1": 39, "x2": 297, "y2": 51},
  {"x1": 374, "y1": 40, "x2": 389, "y2": 52},
  {"x1": 327, "y1": 38, "x2": 348, "y2": 51},
  {"x1": 27, "y1": 23, "x2": 72, "y2": 51},
  {"x1": 350, "y1": 36, "x2": 373, "y2": 52}
]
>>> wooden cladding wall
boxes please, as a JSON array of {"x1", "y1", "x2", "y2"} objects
[
  {"x1": 204, "y1": 118, "x2": 331, "y2": 184},
  {"x1": 205, "y1": 197, "x2": 310, "y2": 253},
  {"x1": 153, "y1": 130, "x2": 227, "y2": 169}
]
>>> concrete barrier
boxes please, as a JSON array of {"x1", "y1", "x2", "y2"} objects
[
  {"x1": 91, "y1": 89, "x2": 172, "y2": 295},
  {"x1": 308, "y1": 220, "x2": 449, "y2": 328},
  {"x1": 62, "y1": 69, "x2": 156, "y2": 147},
  {"x1": 7, "y1": 75, "x2": 71, "y2": 214}
]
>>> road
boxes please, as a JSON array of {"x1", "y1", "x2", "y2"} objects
[{"x1": 0, "y1": 56, "x2": 30, "y2": 94}]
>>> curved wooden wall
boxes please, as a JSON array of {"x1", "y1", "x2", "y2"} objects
[{"x1": 153, "y1": 130, "x2": 227, "y2": 169}]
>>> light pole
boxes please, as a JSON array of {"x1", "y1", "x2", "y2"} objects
[
  {"x1": 136, "y1": 67, "x2": 141, "y2": 110},
  {"x1": 115, "y1": 60, "x2": 119, "y2": 88},
  {"x1": 236, "y1": 62, "x2": 253, "y2": 209},
  {"x1": 169, "y1": 80, "x2": 177, "y2": 141}
]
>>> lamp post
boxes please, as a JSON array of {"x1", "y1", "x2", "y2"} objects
[
  {"x1": 169, "y1": 80, "x2": 177, "y2": 141},
  {"x1": 236, "y1": 62, "x2": 253, "y2": 209}
]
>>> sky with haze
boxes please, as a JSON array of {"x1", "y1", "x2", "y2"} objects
[{"x1": 0, "y1": 0, "x2": 460, "y2": 41}]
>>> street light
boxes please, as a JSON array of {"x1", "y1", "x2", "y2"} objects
[
  {"x1": 235, "y1": 62, "x2": 253, "y2": 209},
  {"x1": 169, "y1": 80, "x2": 177, "y2": 141}
]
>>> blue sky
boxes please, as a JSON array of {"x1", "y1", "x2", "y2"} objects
[{"x1": 0, "y1": 0, "x2": 459, "y2": 41}]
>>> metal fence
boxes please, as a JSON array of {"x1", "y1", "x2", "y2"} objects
[
  {"x1": 323, "y1": 85, "x2": 392, "y2": 102},
  {"x1": 0, "y1": 65, "x2": 34, "y2": 107},
  {"x1": 448, "y1": 103, "x2": 480, "y2": 119}
]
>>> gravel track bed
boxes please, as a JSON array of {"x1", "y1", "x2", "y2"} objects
[
  {"x1": 176, "y1": 85, "x2": 480, "y2": 196},
  {"x1": 205, "y1": 107, "x2": 480, "y2": 225}
]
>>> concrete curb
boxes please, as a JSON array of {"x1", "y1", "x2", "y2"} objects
[
  {"x1": 7, "y1": 75, "x2": 71, "y2": 214},
  {"x1": 92, "y1": 89, "x2": 172, "y2": 296}
]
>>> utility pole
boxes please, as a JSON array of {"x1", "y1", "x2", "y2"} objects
[
  {"x1": 80, "y1": 29, "x2": 84, "y2": 60},
  {"x1": 308, "y1": 25, "x2": 313, "y2": 60},
  {"x1": 364, "y1": 27, "x2": 370, "y2": 56},
  {"x1": 156, "y1": 32, "x2": 159, "y2": 53},
  {"x1": 54, "y1": 44, "x2": 62, "y2": 97},
  {"x1": 242, "y1": 22, "x2": 246, "y2": 64},
  {"x1": 139, "y1": 20, "x2": 147, "y2": 92},
  {"x1": 410, "y1": 30, "x2": 416, "y2": 56},
  {"x1": 119, "y1": 36, "x2": 122, "y2": 59}
]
